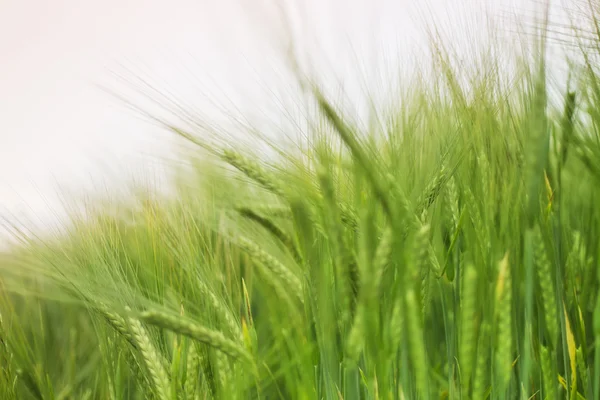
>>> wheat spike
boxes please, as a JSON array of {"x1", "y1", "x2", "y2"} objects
[
  {"x1": 472, "y1": 321, "x2": 491, "y2": 400},
  {"x1": 533, "y1": 226, "x2": 558, "y2": 348},
  {"x1": 238, "y1": 236, "x2": 303, "y2": 305},
  {"x1": 494, "y1": 252, "x2": 513, "y2": 390},
  {"x1": 237, "y1": 206, "x2": 303, "y2": 264},
  {"x1": 459, "y1": 263, "x2": 478, "y2": 393},
  {"x1": 540, "y1": 345, "x2": 557, "y2": 400},
  {"x1": 139, "y1": 310, "x2": 254, "y2": 366},
  {"x1": 222, "y1": 148, "x2": 284, "y2": 196},
  {"x1": 406, "y1": 288, "x2": 430, "y2": 400},
  {"x1": 126, "y1": 311, "x2": 171, "y2": 400}
]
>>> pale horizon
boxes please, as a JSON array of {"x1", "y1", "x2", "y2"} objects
[{"x1": 0, "y1": 0, "x2": 578, "y2": 247}]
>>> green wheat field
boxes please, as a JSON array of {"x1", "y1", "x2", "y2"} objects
[{"x1": 2, "y1": 5, "x2": 600, "y2": 400}]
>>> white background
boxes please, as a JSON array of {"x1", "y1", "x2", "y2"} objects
[{"x1": 0, "y1": 0, "x2": 578, "y2": 246}]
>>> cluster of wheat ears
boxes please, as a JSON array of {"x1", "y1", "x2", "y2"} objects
[{"x1": 3, "y1": 6, "x2": 600, "y2": 400}]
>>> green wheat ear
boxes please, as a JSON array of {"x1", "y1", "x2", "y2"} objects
[
  {"x1": 237, "y1": 236, "x2": 303, "y2": 306},
  {"x1": 139, "y1": 310, "x2": 254, "y2": 367},
  {"x1": 533, "y1": 226, "x2": 558, "y2": 348},
  {"x1": 346, "y1": 225, "x2": 393, "y2": 363},
  {"x1": 236, "y1": 206, "x2": 303, "y2": 264},
  {"x1": 494, "y1": 252, "x2": 512, "y2": 391},
  {"x1": 405, "y1": 288, "x2": 430, "y2": 400},
  {"x1": 312, "y1": 88, "x2": 394, "y2": 221},
  {"x1": 416, "y1": 166, "x2": 447, "y2": 215},
  {"x1": 540, "y1": 345, "x2": 557, "y2": 400},
  {"x1": 195, "y1": 279, "x2": 241, "y2": 341},
  {"x1": 221, "y1": 148, "x2": 285, "y2": 197},
  {"x1": 472, "y1": 321, "x2": 491, "y2": 400},
  {"x1": 344, "y1": 306, "x2": 366, "y2": 363},
  {"x1": 93, "y1": 301, "x2": 138, "y2": 350},
  {"x1": 576, "y1": 346, "x2": 588, "y2": 397},
  {"x1": 184, "y1": 341, "x2": 200, "y2": 400},
  {"x1": 125, "y1": 308, "x2": 171, "y2": 400},
  {"x1": 459, "y1": 262, "x2": 478, "y2": 394},
  {"x1": 445, "y1": 175, "x2": 460, "y2": 231},
  {"x1": 410, "y1": 224, "x2": 431, "y2": 314},
  {"x1": 560, "y1": 90, "x2": 576, "y2": 165}
]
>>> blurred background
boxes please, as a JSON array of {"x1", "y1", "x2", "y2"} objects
[{"x1": 0, "y1": 0, "x2": 577, "y2": 246}]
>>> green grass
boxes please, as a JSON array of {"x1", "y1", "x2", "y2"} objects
[{"x1": 3, "y1": 6, "x2": 600, "y2": 400}]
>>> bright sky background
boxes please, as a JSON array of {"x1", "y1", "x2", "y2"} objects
[{"x1": 0, "y1": 0, "x2": 579, "y2": 246}]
